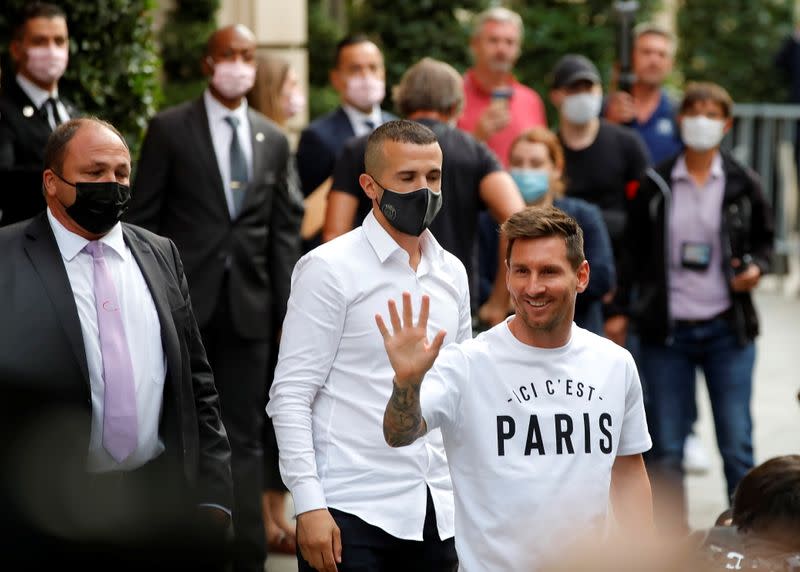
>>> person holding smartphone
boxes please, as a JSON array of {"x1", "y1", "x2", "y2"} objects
[
  {"x1": 457, "y1": 7, "x2": 546, "y2": 167},
  {"x1": 620, "y1": 82, "x2": 774, "y2": 535}
]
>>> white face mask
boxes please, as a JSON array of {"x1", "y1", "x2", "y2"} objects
[
  {"x1": 209, "y1": 60, "x2": 256, "y2": 99},
  {"x1": 680, "y1": 116, "x2": 726, "y2": 151},
  {"x1": 561, "y1": 92, "x2": 602, "y2": 125},
  {"x1": 345, "y1": 76, "x2": 385, "y2": 110},
  {"x1": 26, "y1": 45, "x2": 69, "y2": 85}
]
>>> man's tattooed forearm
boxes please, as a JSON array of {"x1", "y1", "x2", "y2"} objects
[{"x1": 384, "y1": 380, "x2": 424, "y2": 447}]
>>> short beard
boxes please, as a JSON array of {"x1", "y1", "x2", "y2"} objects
[{"x1": 512, "y1": 296, "x2": 560, "y2": 333}]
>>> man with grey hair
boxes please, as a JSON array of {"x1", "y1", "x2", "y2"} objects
[
  {"x1": 324, "y1": 57, "x2": 524, "y2": 319},
  {"x1": 604, "y1": 22, "x2": 683, "y2": 164},
  {"x1": 457, "y1": 7, "x2": 546, "y2": 170}
]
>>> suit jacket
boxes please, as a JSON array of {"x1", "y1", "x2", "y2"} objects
[
  {"x1": 0, "y1": 214, "x2": 233, "y2": 547},
  {"x1": 295, "y1": 106, "x2": 395, "y2": 197},
  {"x1": 0, "y1": 78, "x2": 80, "y2": 226},
  {"x1": 125, "y1": 97, "x2": 302, "y2": 340}
]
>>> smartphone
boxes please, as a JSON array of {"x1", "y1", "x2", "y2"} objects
[
  {"x1": 490, "y1": 88, "x2": 513, "y2": 110},
  {"x1": 733, "y1": 254, "x2": 753, "y2": 275}
]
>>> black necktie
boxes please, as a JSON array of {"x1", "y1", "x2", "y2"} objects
[
  {"x1": 224, "y1": 116, "x2": 248, "y2": 215},
  {"x1": 44, "y1": 97, "x2": 65, "y2": 129},
  {"x1": 364, "y1": 119, "x2": 375, "y2": 131}
]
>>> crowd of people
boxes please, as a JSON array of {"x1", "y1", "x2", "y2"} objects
[{"x1": 0, "y1": 3, "x2": 795, "y2": 571}]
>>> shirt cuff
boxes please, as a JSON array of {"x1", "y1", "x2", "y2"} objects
[
  {"x1": 291, "y1": 480, "x2": 328, "y2": 516},
  {"x1": 199, "y1": 503, "x2": 232, "y2": 516}
]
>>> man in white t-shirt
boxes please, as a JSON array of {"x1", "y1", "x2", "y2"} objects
[{"x1": 376, "y1": 205, "x2": 654, "y2": 571}]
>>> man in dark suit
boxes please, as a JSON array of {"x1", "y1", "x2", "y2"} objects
[
  {"x1": 125, "y1": 24, "x2": 302, "y2": 572},
  {"x1": 296, "y1": 34, "x2": 394, "y2": 246},
  {"x1": 0, "y1": 117, "x2": 233, "y2": 569},
  {"x1": 0, "y1": 3, "x2": 80, "y2": 226}
]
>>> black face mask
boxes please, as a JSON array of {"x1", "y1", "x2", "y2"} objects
[
  {"x1": 52, "y1": 172, "x2": 131, "y2": 234},
  {"x1": 372, "y1": 178, "x2": 443, "y2": 236}
]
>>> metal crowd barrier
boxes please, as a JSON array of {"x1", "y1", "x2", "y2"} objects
[{"x1": 725, "y1": 104, "x2": 800, "y2": 294}]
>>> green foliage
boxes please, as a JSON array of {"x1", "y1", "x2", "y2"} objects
[
  {"x1": 308, "y1": 0, "x2": 345, "y2": 118},
  {"x1": 509, "y1": 0, "x2": 659, "y2": 125},
  {"x1": 348, "y1": 0, "x2": 488, "y2": 113},
  {"x1": 676, "y1": 0, "x2": 792, "y2": 103},
  {"x1": 158, "y1": 0, "x2": 219, "y2": 108},
  {"x1": 308, "y1": 0, "x2": 662, "y2": 122},
  {"x1": 0, "y1": 1, "x2": 161, "y2": 157}
]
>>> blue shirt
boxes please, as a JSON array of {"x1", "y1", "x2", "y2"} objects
[{"x1": 633, "y1": 90, "x2": 683, "y2": 165}]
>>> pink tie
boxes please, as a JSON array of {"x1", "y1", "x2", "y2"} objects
[{"x1": 84, "y1": 241, "x2": 138, "y2": 462}]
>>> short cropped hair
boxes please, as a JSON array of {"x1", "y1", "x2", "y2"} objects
[
  {"x1": 509, "y1": 127, "x2": 567, "y2": 197},
  {"x1": 44, "y1": 117, "x2": 129, "y2": 173},
  {"x1": 334, "y1": 33, "x2": 378, "y2": 69},
  {"x1": 501, "y1": 205, "x2": 585, "y2": 270},
  {"x1": 732, "y1": 455, "x2": 800, "y2": 536},
  {"x1": 393, "y1": 57, "x2": 464, "y2": 118},
  {"x1": 13, "y1": 2, "x2": 66, "y2": 41},
  {"x1": 680, "y1": 81, "x2": 734, "y2": 118},
  {"x1": 472, "y1": 6, "x2": 523, "y2": 39},
  {"x1": 633, "y1": 22, "x2": 676, "y2": 54},
  {"x1": 364, "y1": 120, "x2": 438, "y2": 176}
]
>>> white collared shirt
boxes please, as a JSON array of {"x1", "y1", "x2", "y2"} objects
[
  {"x1": 47, "y1": 209, "x2": 166, "y2": 472},
  {"x1": 204, "y1": 89, "x2": 253, "y2": 218},
  {"x1": 341, "y1": 103, "x2": 383, "y2": 137},
  {"x1": 16, "y1": 73, "x2": 70, "y2": 130},
  {"x1": 268, "y1": 211, "x2": 472, "y2": 541}
]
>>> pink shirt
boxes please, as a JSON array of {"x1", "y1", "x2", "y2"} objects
[
  {"x1": 668, "y1": 153, "x2": 731, "y2": 320},
  {"x1": 457, "y1": 69, "x2": 547, "y2": 166}
]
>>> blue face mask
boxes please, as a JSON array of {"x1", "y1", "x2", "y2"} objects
[{"x1": 510, "y1": 168, "x2": 549, "y2": 204}]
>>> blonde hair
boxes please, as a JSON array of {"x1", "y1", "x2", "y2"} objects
[{"x1": 247, "y1": 53, "x2": 291, "y2": 126}]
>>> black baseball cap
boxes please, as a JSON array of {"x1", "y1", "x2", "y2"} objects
[{"x1": 551, "y1": 54, "x2": 601, "y2": 89}]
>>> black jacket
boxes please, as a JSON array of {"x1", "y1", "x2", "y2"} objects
[
  {"x1": 622, "y1": 151, "x2": 774, "y2": 345},
  {"x1": 126, "y1": 97, "x2": 303, "y2": 340},
  {"x1": 0, "y1": 78, "x2": 80, "y2": 225},
  {"x1": 0, "y1": 215, "x2": 234, "y2": 557}
]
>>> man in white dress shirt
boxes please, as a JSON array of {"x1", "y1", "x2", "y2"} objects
[
  {"x1": 0, "y1": 117, "x2": 233, "y2": 568},
  {"x1": 268, "y1": 120, "x2": 469, "y2": 572},
  {"x1": 378, "y1": 206, "x2": 654, "y2": 571}
]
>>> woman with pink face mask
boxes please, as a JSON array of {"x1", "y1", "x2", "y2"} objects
[{"x1": 247, "y1": 54, "x2": 306, "y2": 129}]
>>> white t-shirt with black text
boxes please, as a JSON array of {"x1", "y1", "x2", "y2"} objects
[{"x1": 421, "y1": 319, "x2": 651, "y2": 571}]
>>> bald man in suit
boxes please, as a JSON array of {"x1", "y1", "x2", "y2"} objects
[{"x1": 125, "y1": 25, "x2": 302, "y2": 572}]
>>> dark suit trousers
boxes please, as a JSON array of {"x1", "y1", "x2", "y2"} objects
[
  {"x1": 4, "y1": 455, "x2": 229, "y2": 572},
  {"x1": 298, "y1": 489, "x2": 458, "y2": 572},
  {"x1": 201, "y1": 275, "x2": 269, "y2": 572}
]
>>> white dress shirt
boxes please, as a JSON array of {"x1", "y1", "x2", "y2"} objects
[
  {"x1": 204, "y1": 89, "x2": 253, "y2": 218},
  {"x1": 16, "y1": 73, "x2": 70, "y2": 130},
  {"x1": 342, "y1": 103, "x2": 383, "y2": 137},
  {"x1": 267, "y1": 211, "x2": 472, "y2": 541},
  {"x1": 47, "y1": 209, "x2": 166, "y2": 472}
]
